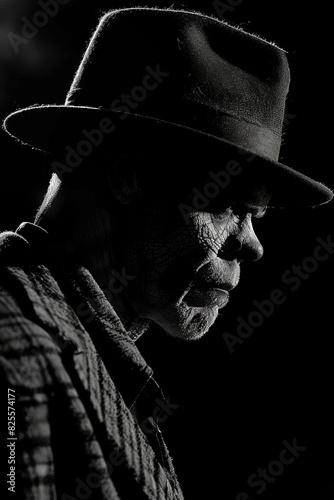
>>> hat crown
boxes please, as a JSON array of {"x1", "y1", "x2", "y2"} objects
[
  {"x1": 3, "y1": 7, "x2": 332, "y2": 207},
  {"x1": 66, "y1": 8, "x2": 290, "y2": 161}
]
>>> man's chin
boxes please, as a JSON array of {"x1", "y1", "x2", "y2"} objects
[{"x1": 149, "y1": 302, "x2": 220, "y2": 341}]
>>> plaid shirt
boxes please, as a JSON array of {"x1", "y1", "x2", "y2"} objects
[{"x1": 0, "y1": 222, "x2": 184, "y2": 500}]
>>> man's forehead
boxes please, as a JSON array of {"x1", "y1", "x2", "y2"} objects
[{"x1": 234, "y1": 183, "x2": 271, "y2": 211}]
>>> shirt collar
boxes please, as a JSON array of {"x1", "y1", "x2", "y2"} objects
[{"x1": 13, "y1": 222, "x2": 164, "y2": 411}]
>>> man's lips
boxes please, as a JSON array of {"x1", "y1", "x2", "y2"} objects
[
  {"x1": 194, "y1": 280, "x2": 236, "y2": 292},
  {"x1": 183, "y1": 280, "x2": 236, "y2": 308},
  {"x1": 161, "y1": 257, "x2": 240, "y2": 305}
]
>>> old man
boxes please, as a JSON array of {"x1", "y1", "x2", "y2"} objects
[{"x1": 0, "y1": 7, "x2": 332, "y2": 499}]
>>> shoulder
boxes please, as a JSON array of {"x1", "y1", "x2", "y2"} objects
[
  {"x1": 0, "y1": 271, "x2": 64, "y2": 389},
  {"x1": 0, "y1": 229, "x2": 31, "y2": 267},
  {"x1": 0, "y1": 248, "x2": 71, "y2": 391}
]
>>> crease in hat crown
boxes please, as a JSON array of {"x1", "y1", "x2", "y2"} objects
[{"x1": 60, "y1": 6, "x2": 291, "y2": 164}]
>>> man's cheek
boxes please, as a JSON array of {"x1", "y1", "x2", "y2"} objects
[{"x1": 184, "y1": 216, "x2": 224, "y2": 259}]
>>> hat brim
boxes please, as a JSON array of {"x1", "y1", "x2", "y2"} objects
[{"x1": 3, "y1": 104, "x2": 333, "y2": 208}]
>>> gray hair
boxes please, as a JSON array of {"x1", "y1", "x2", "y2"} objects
[{"x1": 34, "y1": 173, "x2": 62, "y2": 225}]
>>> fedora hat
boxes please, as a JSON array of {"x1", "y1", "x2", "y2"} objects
[{"x1": 2, "y1": 7, "x2": 333, "y2": 208}]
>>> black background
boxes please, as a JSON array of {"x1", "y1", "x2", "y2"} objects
[{"x1": 1, "y1": 1, "x2": 333, "y2": 499}]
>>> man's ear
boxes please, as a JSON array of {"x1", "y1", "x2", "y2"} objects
[{"x1": 105, "y1": 153, "x2": 141, "y2": 204}]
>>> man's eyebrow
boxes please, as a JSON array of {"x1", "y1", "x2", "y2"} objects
[{"x1": 233, "y1": 203, "x2": 268, "y2": 218}]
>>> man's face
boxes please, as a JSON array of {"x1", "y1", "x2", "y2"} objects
[{"x1": 116, "y1": 185, "x2": 270, "y2": 341}]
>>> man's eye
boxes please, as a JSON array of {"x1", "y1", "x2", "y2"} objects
[
  {"x1": 231, "y1": 205, "x2": 250, "y2": 220},
  {"x1": 234, "y1": 211, "x2": 248, "y2": 220}
]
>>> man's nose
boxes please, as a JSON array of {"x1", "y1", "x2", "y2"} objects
[{"x1": 218, "y1": 218, "x2": 264, "y2": 262}]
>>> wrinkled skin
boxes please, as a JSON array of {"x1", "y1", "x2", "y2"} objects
[
  {"x1": 39, "y1": 166, "x2": 270, "y2": 341},
  {"x1": 111, "y1": 188, "x2": 269, "y2": 340}
]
